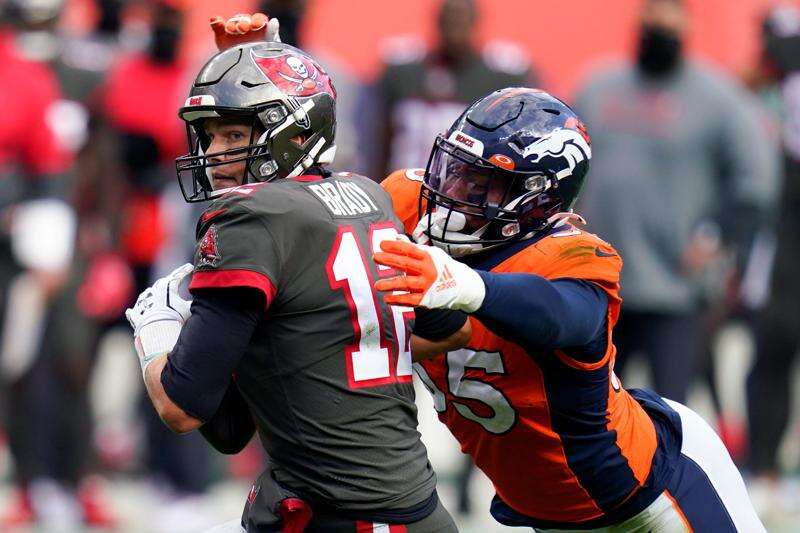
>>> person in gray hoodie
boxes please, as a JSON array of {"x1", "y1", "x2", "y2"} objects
[{"x1": 574, "y1": 0, "x2": 779, "y2": 404}]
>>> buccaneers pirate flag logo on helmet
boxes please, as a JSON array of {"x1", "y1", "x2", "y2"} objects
[{"x1": 251, "y1": 49, "x2": 336, "y2": 99}]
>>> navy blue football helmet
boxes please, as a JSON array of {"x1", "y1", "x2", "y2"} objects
[{"x1": 419, "y1": 88, "x2": 592, "y2": 256}]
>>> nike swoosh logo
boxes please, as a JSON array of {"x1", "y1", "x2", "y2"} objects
[
  {"x1": 201, "y1": 208, "x2": 227, "y2": 224},
  {"x1": 595, "y1": 247, "x2": 616, "y2": 257}
]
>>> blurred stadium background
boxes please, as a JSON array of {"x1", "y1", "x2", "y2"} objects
[{"x1": 1, "y1": 0, "x2": 800, "y2": 531}]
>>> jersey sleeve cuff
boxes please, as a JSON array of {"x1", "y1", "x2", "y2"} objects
[{"x1": 189, "y1": 269, "x2": 276, "y2": 309}]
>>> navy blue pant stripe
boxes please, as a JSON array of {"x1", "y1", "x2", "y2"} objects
[{"x1": 667, "y1": 453, "x2": 736, "y2": 531}]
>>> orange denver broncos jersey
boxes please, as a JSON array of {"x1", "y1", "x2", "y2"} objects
[
  {"x1": 381, "y1": 169, "x2": 673, "y2": 526},
  {"x1": 381, "y1": 168, "x2": 426, "y2": 235}
]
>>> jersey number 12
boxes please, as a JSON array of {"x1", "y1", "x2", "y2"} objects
[{"x1": 326, "y1": 224, "x2": 413, "y2": 389}]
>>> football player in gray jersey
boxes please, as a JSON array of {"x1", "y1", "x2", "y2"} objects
[{"x1": 126, "y1": 29, "x2": 468, "y2": 533}]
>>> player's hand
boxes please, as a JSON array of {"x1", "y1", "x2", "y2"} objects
[
  {"x1": 373, "y1": 240, "x2": 485, "y2": 313},
  {"x1": 125, "y1": 263, "x2": 194, "y2": 374},
  {"x1": 210, "y1": 13, "x2": 281, "y2": 52},
  {"x1": 681, "y1": 222, "x2": 721, "y2": 276}
]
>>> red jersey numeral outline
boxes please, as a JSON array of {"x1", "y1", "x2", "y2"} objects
[{"x1": 325, "y1": 224, "x2": 413, "y2": 389}]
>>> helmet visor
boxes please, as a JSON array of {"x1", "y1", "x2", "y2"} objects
[{"x1": 425, "y1": 137, "x2": 513, "y2": 215}]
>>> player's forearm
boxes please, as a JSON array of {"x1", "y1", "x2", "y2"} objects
[
  {"x1": 198, "y1": 384, "x2": 256, "y2": 454},
  {"x1": 410, "y1": 306, "x2": 471, "y2": 361},
  {"x1": 411, "y1": 319, "x2": 472, "y2": 362},
  {"x1": 144, "y1": 354, "x2": 203, "y2": 434},
  {"x1": 473, "y1": 272, "x2": 607, "y2": 349}
]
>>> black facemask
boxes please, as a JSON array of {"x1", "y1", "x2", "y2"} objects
[
  {"x1": 149, "y1": 26, "x2": 180, "y2": 63},
  {"x1": 637, "y1": 25, "x2": 683, "y2": 77}
]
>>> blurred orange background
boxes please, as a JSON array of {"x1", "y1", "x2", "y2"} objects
[{"x1": 61, "y1": 0, "x2": 785, "y2": 98}]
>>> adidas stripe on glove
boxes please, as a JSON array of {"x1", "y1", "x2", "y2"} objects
[{"x1": 373, "y1": 240, "x2": 485, "y2": 313}]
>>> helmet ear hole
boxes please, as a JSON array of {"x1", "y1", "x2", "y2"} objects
[{"x1": 517, "y1": 194, "x2": 561, "y2": 230}]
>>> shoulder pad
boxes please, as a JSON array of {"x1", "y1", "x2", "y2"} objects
[
  {"x1": 381, "y1": 168, "x2": 425, "y2": 192},
  {"x1": 481, "y1": 40, "x2": 531, "y2": 76},
  {"x1": 196, "y1": 188, "x2": 257, "y2": 235},
  {"x1": 380, "y1": 169, "x2": 425, "y2": 235},
  {"x1": 379, "y1": 35, "x2": 427, "y2": 66},
  {"x1": 535, "y1": 226, "x2": 615, "y2": 255},
  {"x1": 379, "y1": 168, "x2": 425, "y2": 184},
  {"x1": 207, "y1": 181, "x2": 295, "y2": 217},
  {"x1": 331, "y1": 171, "x2": 370, "y2": 181},
  {"x1": 535, "y1": 229, "x2": 621, "y2": 285},
  {"x1": 495, "y1": 226, "x2": 621, "y2": 286},
  {"x1": 403, "y1": 168, "x2": 426, "y2": 182},
  {"x1": 330, "y1": 172, "x2": 387, "y2": 198}
]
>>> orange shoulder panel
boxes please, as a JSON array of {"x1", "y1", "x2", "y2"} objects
[
  {"x1": 495, "y1": 226, "x2": 624, "y2": 322},
  {"x1": 380, "y1": 168, "x2": 426, "y2": 235}
]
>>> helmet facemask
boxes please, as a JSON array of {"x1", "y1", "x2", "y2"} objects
[
  {"x1": 176, "y1": 109, "x2": 274, "y2": 202},
  {"x1": 175, "y1": 99, "x2": 319, "y2": 202},
  {"x1": 175, "y1": 42, "x2": 338, "y2": 203},
  {"x1": 419, "y1": 135, "x2": 564, "y2": 256}
]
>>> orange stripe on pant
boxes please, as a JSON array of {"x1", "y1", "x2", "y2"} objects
[
  {"x1": 665, "y1": 490, "x2": 694, "y2": 532},
  {"x1": 605, "y1": 372, "x2": 658, "y2": 486}
]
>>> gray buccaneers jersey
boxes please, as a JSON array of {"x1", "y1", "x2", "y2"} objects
[{"x1": 189, "y1": 173, "x2": 436, "y2": 512}]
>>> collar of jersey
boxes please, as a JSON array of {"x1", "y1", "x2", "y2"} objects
[{"x1": 464, "y1": 225, "x2": 562, "y2": 271}]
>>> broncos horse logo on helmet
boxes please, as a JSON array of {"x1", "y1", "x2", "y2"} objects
[
  {"x1": 417, "y1": 87, "x2": 592, "y2": 256},
  {"x1": 516, "y1": 128, "x2": 591, "y2": 179},
  {"x1": 175, "y1": 42, "x2": 337, "y2": 202}
]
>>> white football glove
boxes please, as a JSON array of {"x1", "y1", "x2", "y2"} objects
[
  {"x1": 373, "y1": 240, "x2": 486, "y2": 313},
  {"x1": 125, "y1": 264, "x2": 194, "y2": 375}
]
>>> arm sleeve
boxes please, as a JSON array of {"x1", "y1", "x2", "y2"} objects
[
  {"x1": 161, "y1": 287, "x2": 263, "y2": 422},
  {"x1": 474, "y1": 271, "x2": 607, "y2": 352},
  {"x1": 198, "y1": 382, "x2": 255, "y2": 454},
  {"x1": 412, "y1": 307, "x2": 468, "y2": 341}
]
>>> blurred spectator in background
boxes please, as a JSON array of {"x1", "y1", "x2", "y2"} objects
[
  {"x1": 96, "y1": 2, "x2": 216, "y2": 530},
  {"x1": 255, "y1": 0, "x2": 362, "y2": 174},
  {"x1": 364, "y1": 0, "x2": 536, "y2": 513},
  {"x1": 745, "y1": 2, "x2": 800, "y2": 517},
  {"x1": 0, "y1": 0, "x2": 121, "y2": 528},
  {"x1": 575, "y1": 0, "x2": 777, "y2": 405},
  {"x1": 692, "y1": 7, "x2": 786, "y2": 463},
  {"x1": 366, "y1": 0, "x2": 537, "y2": 179}
]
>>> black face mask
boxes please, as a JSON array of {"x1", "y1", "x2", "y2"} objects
[
  {"x1": 98, "y1": 0, "x2": 122, "y2": 35},
  {"x1": 637, "y1": 25, "x2": 683, "y2": 77},
  {"x1": 269, "y1": 9, "x2": 301, "y2": 47},
  {"x1": 149, "y1": 26, "x2": 180, "y2": 63}
]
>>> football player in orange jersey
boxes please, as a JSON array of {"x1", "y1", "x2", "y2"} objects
[
  {"x1": 205, "y1": 14, "x2": 762, "y2": 531},
  {"x1": 374, "y1": 88, "x2": 765, "y2": 532}
]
